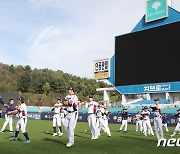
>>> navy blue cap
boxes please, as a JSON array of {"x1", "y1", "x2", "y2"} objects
[
  {"x1": 67, "y1": 86, "x2": 75, "y2": 91},
  {"x1": 144, "y1": 106, "x2": 148, "y2": 109},
  {"x1": 89, "y1": 95, "x2": 94, "y2": 98},
  {"x1": 57, "y1": 98, "x2": 61, "y2": 101},
  {"x1": 154, "y1": 98, "x2": 160, "y2": 101},
  {"x1": 17, "y1": 96, "x2": 24, "y2": 102}
]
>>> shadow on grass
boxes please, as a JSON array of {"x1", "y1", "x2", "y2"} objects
[
  {"x1": 44, "y1": 138, "x2": 65, "y2": 145},
  {"x1": 75, "y1": 134, "x2": 89, "y2": 139}
]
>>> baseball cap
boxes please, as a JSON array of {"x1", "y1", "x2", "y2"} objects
[
  {"x1": 154, "y1": 98, "x2": 160, "y2": 101},
  {"x1": 17, "y1": 96, "x2": 24, "y2": 102},
  {"x1": 144, "y1": 106, "x2": 148, "y2": 109},
  {"x1": 57, "y1": 98, "x2": 61, "y2": 101},
  {"x1": 67, "y1": 86, "x2": 75, "y2": 91},
  {"x1": 89, "y1": 95, "x2": 94, "y2": 98}
]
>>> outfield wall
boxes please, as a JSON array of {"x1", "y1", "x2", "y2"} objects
[{"x1": 1, "y1": 112, "x2": 178, "y2": 127}]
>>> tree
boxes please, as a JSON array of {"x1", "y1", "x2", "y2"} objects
[{"x1": 43, "y1": 82, "x2": 51, "y2": 95}]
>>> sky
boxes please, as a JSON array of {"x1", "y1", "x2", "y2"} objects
[{"x1": 0, "y1": 0, "x2": 179, "y2": 78}]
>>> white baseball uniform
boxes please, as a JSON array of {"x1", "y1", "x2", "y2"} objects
[
  {"x1": 64, "y1": 94, "x2": 78, "y2": 145},
  {"x1": 96, "y1": 107, "x2": 111, "y2": 137},
  {"x1": 134, "y1": 113, "x2": 143, "y2": 132},
  {"x1": 16, "y1": 103, "x2": 28, "y2": 133},
  {"x1": 141, "y1": 110, "x2": 154, "y2": 136},
  {"x1": 88, "y1": 100, "x2": 99, "y2": 139},
  {"x1": 153, "y1": 106, "x2": 164, "y2": 140},
  {"x1": 52, "y1": 103, "x2": 62, "y2": 127}
]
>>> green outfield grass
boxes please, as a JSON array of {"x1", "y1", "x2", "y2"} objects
[{"x1": 0, "y1": 119, "x2": 179, "y2": 154}]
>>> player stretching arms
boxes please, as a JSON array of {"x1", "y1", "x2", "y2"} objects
[
  {"x1": 171, "y1": 109, "x2": 180, "y2": 137},
  {"x1": 9, "y1": 97, "x2": 30, "y2": 143},
  {"x1": 96, "y1": 102, "x2": 111, "y2": 137},
  {"x1": 48, "y1": 98, "x2": 63, "y2": 137},
  {"x1": 64, "y1": 86, "x2": 78, "y2": 148},
  {"x1": 119, "y1": 108, "x2": 129, "y2": 132},
  {"x1": 133, "y1": 111, "x2": 143, "y2": 132},
  {"x1": 150, "y1": 98, "x2": 164, "y2": 140},
  {"x1": 0, "y1": 98, "x2": 16, "y2": 133},
  {"x1": 141, "y1": 106, "x2": 154, "y2": 136}
]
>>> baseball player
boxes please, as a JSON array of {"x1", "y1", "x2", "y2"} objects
[
  {"x1": 102, "y1": 108, "x2": 111, "y2": 134},
  {"x1": 60, "y1": 100, "x2": 68, "y2": 127},
  {"x1": 141, "y1": 106, "x2": 154, "y2": 136},
  {"x1": 87, "y1": 95, "x2": 99, "y2": 140},
  {"x1": 171, "y1": 109, "x2": 180, "y2": 137},
  {"x1": 9, "y1": 97, "x2": 30, "y2": 143},
  {"x1": 133, "y1": 111, "x2": 143, "y2": 132},
  {"x1": 96, "y1": 102, "x2": 111, "y2": 137},
  {"x1": 0, "y1": 99, "x2": 16, "y2": 133},
  {"x1": 162, "y1": 113, "x2": 169, "y2": 132},
  {"x1": 48, "y1": 98, "x2": 63, "y2": 137},
  {"x1": 64, "y1": 86, "x2": 78, "y2": 148},
  {"x1": 119, "y1": 108, "x2": 129, "y2": 132},
  {"x1": 150, "y1": 98, "x2": 164, "y2": 140}
]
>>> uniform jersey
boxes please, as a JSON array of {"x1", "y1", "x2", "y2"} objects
[
  {"x1": 6, "y1": 103, "x2": 16, "y2": 113},
  {"x1": 18, "y1": 103, "x2": 27, "y2": 118},
  {"x1": 162, "y1": 116, "x2": 168, "y2": 124},
  {"x1": 121, "y1": 112, "x2": 128, "y2": 120},
  {"x1": 153, "y1": 105, "x2": 161, "y2": 117},
  {"x1": 96, "y1": 107, "x2": 103, "y2": 118},
  {"x1": 65, "y1": 94, "x2": 78, "y2": 112},
  {"x1": 88, "y1": 101, "x2": 98, "y2": 114},
  {"x1": 60, "y1": 106, "x2": 67, "y2": 118},
  {"x1": 135, "y1": 114, "x2": 141, "y2": 121},
  {"x1": 141, "y1": 110, "x2": 150, "y2": 120},
  {"x1": 103, "y1": 109, "x2": 110, "y2": 120},
  {"x1": 53, "y1": 103, "x2": 62, "y2": 114}
]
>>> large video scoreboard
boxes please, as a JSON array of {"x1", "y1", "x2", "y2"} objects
[{"x1": 115, "y1": 21, "x2": 180, "y2": 87}]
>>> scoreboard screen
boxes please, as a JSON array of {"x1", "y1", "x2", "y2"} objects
[{"x1": 115, "y1": 21, "x2": 180, "y2": 86}]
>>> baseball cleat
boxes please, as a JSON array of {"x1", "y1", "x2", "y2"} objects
[
  {"x1": 23, "y1": 139, "x2": 31, "y2": 143},
  {"x1": 171, "y1": 134, "x2": 175, "y2": 137},
  {"x1": 10, "y1": 137, "x2": 18, "y2": 141},
  {"x1": 93, "y1": 136, "x2": 98, "y2": 140},
  {"x1": 53, "y1": 133, "x2": 57, "y2": 136},
  {"x1": 0, "y1": 130, "x2": 4, "y2": 133},
  {"x1": 66, "y1": 142, "x2": 74, "y2": 148},
  {"x1": 59, "y1": 132, "x2": 63, "y2": 136}
]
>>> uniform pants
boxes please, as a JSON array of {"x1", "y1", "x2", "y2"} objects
[
  {"x1": 1, "y1": 114, "x2": 13, "y2": 132},
  {"x1": 154, "y1": 117, "x2": 163, "y2": 140},
  {"x1": 119, "y1": 120, "x2": 128, "y2": 131},
  {"x1": 162, "y1": 123, "x2": 169, "y2": 132},
  {"x1": 143, "y1": 119, "x2": 154, "y2": 136},
  {"x1": 88, "y1": 114, "x2": 98, "y2": 138},
  {"x1": 16, "y1": 117, "x2": 27, "y2": 133},
  {"x1": 97, "y1": 117, "x2": 111, "y2": 136},
  {"x1": 135, "y1": 120, "x2": 142, "y2": 132},
  {"x1": 53, "y1": 114, "x2": 61, "y2": 127},
  {"x1": 64, "y1": 112, "x2": 78, "y2": 144}
]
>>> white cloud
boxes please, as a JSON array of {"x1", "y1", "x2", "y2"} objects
[{"x1": 26, "y1": 0, "x2": 146, "y2": 78}]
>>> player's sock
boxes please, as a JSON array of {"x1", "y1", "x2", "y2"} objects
[
  {"x1": 59, "y1": 126, "x2": 62, "y2": 133},
  {"x1": 53, "y1": 127, "x2": 56, "y2": 133},
  {"x1": 15, "y1": 131, "x2": 20, "y2": 137},
  {"x1": 23, "y1": 132, "x2": 30, "y2": 140}
]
